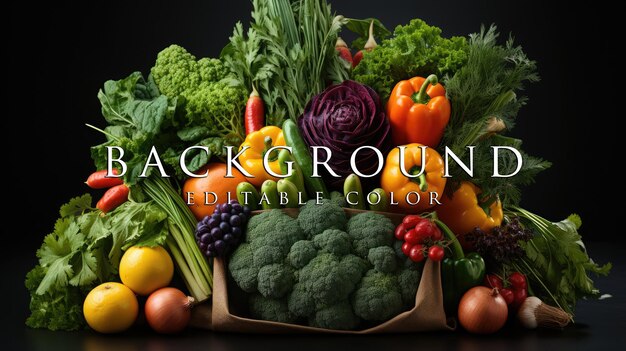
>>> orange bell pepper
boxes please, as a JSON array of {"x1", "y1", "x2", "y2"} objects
[
  {"x1": 238, "y1": 126, "x2": 285, "y2": 187},
  {"x1": 387, "y1": 74, "x2": 450, "y2": 147},
  {"x1": 436, "y1": 181, "x2": 503, "y2": 248},
  {"x1": 380, "y1": 143, "x2": 446, "y2": 213}
]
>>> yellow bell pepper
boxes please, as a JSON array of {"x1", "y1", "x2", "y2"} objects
[
  {"x1": 380, "y1": 143, "x2": 446, "y2": 213},
  {"x1": 238, "y1": 126, "x2": 285, "y2": 187},
  {"x1": 436, "y1": 181, "x2": 503, "y2": 249}
]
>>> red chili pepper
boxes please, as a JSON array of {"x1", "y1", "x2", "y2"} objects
[
  {"x1": 86, "y1": 169, "x2": 123, "y2": 189},
  {"x1": 245, "y1": 87, "x2": 265, "y2": 135},
  {"x1": 96, "y1": 184, "x2": 129, "y2": 213}
]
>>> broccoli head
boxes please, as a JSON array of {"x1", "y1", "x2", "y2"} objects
[
  {"x1": 347, "y1": 212, "x2": 395, "y2": 258},
  {"x1": 151, "y1": 44, "x2": 245, "y2": 143},
  {"x1": 287, "y1": 283, "x2": 316, "y2": 318},
  {"x1": 309, "y1": 301, "x2": 360, "y2": 330},
  {"x1": 248, "y1": 210, "x2": 304, "y2": 255},
  {"x1": 151, "y1": 45, "x2": 202, "y2": 97},
  {"x1": 228, "y1": 243, "x2": 257, "y2": 293},
  {"x1": 229, "y1": 210, "x2": 302, "y2": 296},
  {"x1": 397, "y1": 267, "x2": 421, "y2": 309},
  {"x1": 287, "y1": 240, "x2": 317, "y2": 269},
  {"x1": 368, "y1": 246, "x2": 397, "y2": 273},
  {"x1": 293, "y1": 253, "x2": 368, "y2": 309},
  {"x1": 249, "y1": 294, "x2": 297, "y2": 324},
  {"x1": 257, "y1": 263, "x2": 294, "y2": 299},
  {"x1": 352, "y1": 270, "x2": 403, "y2": 322},
  {"x1": 298, "y1": 199, "x2": 347, "y2": 239},
  {"x1": 313, "y1": 229, "x2": 351, "y2": 255}
]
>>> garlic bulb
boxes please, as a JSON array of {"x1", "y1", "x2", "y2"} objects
[{"x1": 517, "y1": 296, "x2": 572, "y2": 329}]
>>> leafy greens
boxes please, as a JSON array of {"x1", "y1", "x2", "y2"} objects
[{"x1": 26, "y1": 194, "x2": 168, "y2": 330}]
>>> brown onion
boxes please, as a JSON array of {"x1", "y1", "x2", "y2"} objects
[
  {"x1": 145, "y1": 287, "x2": 195, "y2": 334},
  {"x1": 458, "y1": 286, "x2": 508, "y2": 334}
]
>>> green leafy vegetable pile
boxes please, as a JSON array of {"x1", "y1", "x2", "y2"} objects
[
  {"x1": 352, "y1": 18, "x2": 468, "y2": 102},
  {"x1": 506, "y1": 208, "x2": 611, "y2": 316},
  {"x1": 26, "y1": 194, "x2": 168, "y2": 330},
  {"x1": 222, "y1": 0, "x2": 350, "y2": 125},
  {"x1": 441, "y1": 26, "x2": 551, "y2": 206}
]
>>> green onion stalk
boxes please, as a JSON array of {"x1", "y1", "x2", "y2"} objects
[{"x1": 143, "y1": 176, "x2": 212, "y2": 302}]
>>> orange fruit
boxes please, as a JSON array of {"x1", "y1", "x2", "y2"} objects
[
  {"x1": 183, "y1": 162, "x2": 246, "y2": 220},
  {"x1": 119, "y1": 246, "x2": 174, "y2": 296},
  {"x1": 83, "y1": 282, "x2": 138, "y2": 333}
]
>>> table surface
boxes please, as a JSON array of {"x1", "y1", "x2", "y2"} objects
[{"x1": 5, "y1": 242, "x2": 624, "y2": 351}]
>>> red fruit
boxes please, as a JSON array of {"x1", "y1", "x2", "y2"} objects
[
  {"x1": 428, "y1": 245, "x2": 445, "y2": 261},
  {"x1": 352, "y1": 50, "x2": 363, "y2": 68},
  {"x1": 509, "y1": 272, "x2": 527, "y2": 291},
  {"x1": 96, "y1": 184, "x2": 129, "y2": 213},
  {"x1": 414, "y1": 220, "x2": 438, "y2": 242},
  {"x1": 335, "y1": 37, "x2": 353, "y2": 65},
  {"x1": 402, "y1": 215, "x2": 424, "y2": 228},
  {"x1": 511, "y1": 288, "x2": 527, "y2": 310},
  {"x1": 431, "y1": 226, "x2": 443, "y2": 241},
  {"x1": 409, "y1": 245, "x2": 425, "y2": 262},
  {"x1": 401, "y1": 242, "x2": 412, "y2": 256},
  {"x1": 394, "y1": 223, "x2": 407, "y2": 240},
  {"x1": 404, "y1": 229, "x2": 420, "y2": 245},
  {"x1": 483, "y1": 274, "x2": 504, "y2": 290},
  {"x1": 500, "y1": 288, "x2": 514, "y2": 305}
]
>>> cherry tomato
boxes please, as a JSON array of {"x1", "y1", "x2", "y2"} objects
[
  {"x1": 401, "y1": 242, "x2": 413, "y2": 256},
  {"x1": 394, "y1": 223, "x2": 407, "y2": 240},
  {"x1": 414, "y1": 220, "x2": 438, "y2": 242},
  {"x1": 512, "y1": 288, "x2": 527, "y2": 310},
  {"x1": 509, "y1": 272, "x2": 527, "y2": 291},
  {"x1": 500, "y1": 288, "x2": 514, "y2": 305},
  {"x1": 428, "y1": 245, "x2": 445, "y2": 261},
  {"x1": 404, "y1": 229, "x2": 420, "y2": 244},
  {"x1": 409, "y1": 245, "x2": 425, "y2": 262},
  {"x1": 483, "y1": 274, "x2": 504, "y2": 290},
  {"x1": 431, "y1": 226, "x2": 443, "y2": 241},
  {"x1": 402, "y1": 215, "x2": 424, "y2": 228}
]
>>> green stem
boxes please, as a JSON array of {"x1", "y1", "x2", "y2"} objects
[
  {"x1": 412, "y1": 74, "x2": 438, "y2": 104},
  {"x1": 264, "y1": 136, "x2": 278, "y2": 162},
  {"x1": 408, "y1": 166, "x2": 428, "y2": 192},
  {"x1": 85, "y1": 124, "x2": 120, "y2": 142},
  {"x1": 434, "y1": 219, "x2": 464, "y2": 259}
]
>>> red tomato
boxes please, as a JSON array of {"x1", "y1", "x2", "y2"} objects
[
  {"x1": 409, "y1": 245, "x2": 425, "y2": 262},
  {"x1": 414, "y1": 220, "x2": 438, "y2": 242},
  {"x1": 483, "y1": 274, "x2": 504, "y2": 290},
  {"x1": 431, "y1": 226, "x2": 443, "y2": 241},
  {"x1": 401, "y1": 242, "x2": 413, "y2": 256},
  {"x1": 428, "y1": 245, "x2": 444, "y2": 261},
  {"x1": 404, "y1": 229, "x2": 420, "y2": 244},
  {"x1": 500, "y1": 288, "x2": 514, "y2": 305},
  {"x1": 402, "y1": 215, "x2": 424, "y2": 228},
  {"x1": 509, "y1": 272, "x2": 527, "y2": 291},
  {"x1": 512, "y1": 288, "x2": 527, "y2": 310},
  {"x1": 394, "y1": 223, "x2": 407, "y2": 240}
]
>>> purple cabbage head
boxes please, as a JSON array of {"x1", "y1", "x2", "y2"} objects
[{"x1": 298, "y1": 80, "x2": 392, "y2": 189}]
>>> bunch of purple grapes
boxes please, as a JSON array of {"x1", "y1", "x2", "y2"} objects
[{"x1": 195, "y1": 200, "x2": 251, "y2": 257}]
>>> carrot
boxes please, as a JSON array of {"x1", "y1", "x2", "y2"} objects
[
  {"x1": 86, "y1": 169, "x2": 123, "y2": 189},
  {"x1": 245, "y1": 87, "x2": 265, "y2": 135},
  {"x1": 97, "y1": 184, "x2": 129, "y2": 213}
]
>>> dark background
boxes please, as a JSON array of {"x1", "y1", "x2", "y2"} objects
[{"x1": 5, "y1": 0, "x2": 624, "y2": 350}]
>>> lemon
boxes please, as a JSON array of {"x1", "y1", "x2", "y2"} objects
[
  {"x1": 83, "y1": 282, "x2": 138, "y2": 333},
  {"x1": 119, "y1": 245, "x2": 174, "y2": 296}
]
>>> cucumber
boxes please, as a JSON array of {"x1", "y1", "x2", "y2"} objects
[
  {"x1": 260, "y1": 180, "x2": 280, "y2": 210},
  {"x1": 236, "y1": 182, "x2": 260, "y2": 210}
]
